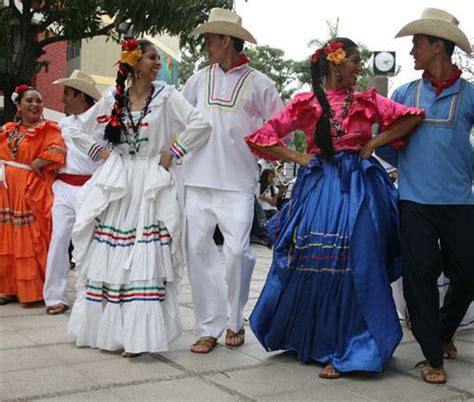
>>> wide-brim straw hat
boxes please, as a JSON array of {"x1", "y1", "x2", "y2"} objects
[
  {"x1": 53, "y1": 69, "x2": 101, "y2": 101},
  {"x1": 192, "y1": 8, "x2": 257, "y2": 44},
  {"x1": 395, "y1": 8, "x2": 471, "y2": 54}
]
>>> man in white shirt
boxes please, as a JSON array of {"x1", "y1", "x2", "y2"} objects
[
  {"x1": 182, "y1": 8, "x2": 284, "y2": 352},
  {"x1": 44, "y1": 70, "x2": 101, "y2": 315}
]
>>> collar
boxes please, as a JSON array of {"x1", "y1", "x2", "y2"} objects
[
  {"x1": 422, "y1": 66, "x2": 462, "y2": 96},
  {"x1": 221, "y1": 54, "x2": 250, "y2": 73}
]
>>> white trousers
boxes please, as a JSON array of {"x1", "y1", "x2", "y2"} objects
[
  {"x1": 186, "y1": 187, "x2": 255, "y2": 338},
  {"x1": 43, "y1": 180, "x2": 81, "y2": 307}
]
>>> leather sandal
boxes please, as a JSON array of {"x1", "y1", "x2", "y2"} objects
[
  {"x1": 416, "y1": 360, "x2": 447, "y2": 385},
  {"x1": 319, "y1": 363, "x2": 341, "y2": 379},
  {"x1": 191, "y1": 336, "x2": 218, "y2": 353},
  {"x1": 442, "y1": 341, "x2": 457, "y2": 359},
  {"x1": 225, "y1": 327, "x2": 245, "y2": 347},
  {"x1": 0, "y1": 295, "x2": 16, "y2": 305},
  {"x1": 121, "y1": 351, "x2": 142, "y2": 358},
  {"x1": 46, "y1": 304, "x2": 69, "y2": 315}
]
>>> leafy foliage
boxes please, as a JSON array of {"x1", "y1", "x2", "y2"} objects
[{"x1": 0, "y1": 0, "x2": 233, "y2": 121}]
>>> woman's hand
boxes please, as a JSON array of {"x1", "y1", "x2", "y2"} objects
[
  {"x1": 100, "y1": 149, "x2": 111, "y2": 160},
  {"x1": 360, "y1": 141, "x2": 376, "y2": 159},
  {"x1": 297, "y1": 153, "x2": 313, "y2": 166},
  {"x1": 159, "y1": 150, "x2": 173, "y2": 170},
  {"x1": 31, "y1": 158, "x2": 52, "y2": 177}
]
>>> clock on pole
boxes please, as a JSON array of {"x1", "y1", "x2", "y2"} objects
[{"x1": 373, "y1": 51, "x2": 396, "y2": 75}]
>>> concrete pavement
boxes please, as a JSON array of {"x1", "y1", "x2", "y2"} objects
[{"x1": 1, "y1": 245, "x2": 473, "y2": 401}]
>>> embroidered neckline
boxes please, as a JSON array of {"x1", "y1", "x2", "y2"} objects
[{"x1": 206, "y1": 65, "x2": 253, "y2": 109}]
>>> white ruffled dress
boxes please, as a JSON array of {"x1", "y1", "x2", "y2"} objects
[{"x1": 67, "y1": 82, "x2": 211, "y2": 353}]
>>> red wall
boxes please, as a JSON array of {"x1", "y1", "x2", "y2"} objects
[{"x1": 34, "y1": 40, "x2": 67, "y2": 113}]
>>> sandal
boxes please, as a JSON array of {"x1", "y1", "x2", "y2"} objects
[
  {"x1": 442, "y1": 341, "x2": 457, "y2": 359},
  {"x1": 416, "y1": 360, "x2": 446, "y2": 385},
  {"x1": 46, "y1": 304, "x2": 69, "y2": 315},
  {"x1": 319, "y1": 363, "x2": 341, "y2": 379},
  {"x1": 191, "y1": 336, "x2": 218, "y2": 354},
  {"x1": 0, "y1": 295, "x2": 16, "y2": 305},
  {"x1": 225, "y1": 327, "x2": 245, "y2": 347},
  {"x1": 121, "y1": 351, "x2": 142, "y2": 358}
]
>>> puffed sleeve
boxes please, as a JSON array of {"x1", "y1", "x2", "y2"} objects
[
  {"x1": 69, "y1": 96, "x2": 111, "y2": 161},
  {"x1": 166, "y1": 87, "x2": 212, "y2": 160},
  {"x1": 245, "y1": 92, "x2": 318, "y2": 160},
  {"x1": 375, "y1": 92, "x2": 424, "y2": 149},
  {"x1": 37, "y1": 121, "x2": 66, "y2": 171}
]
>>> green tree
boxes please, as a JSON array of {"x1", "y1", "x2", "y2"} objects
[
  {"x1": 246, "y1": 45, "x2": 297, "y2": 103},
  {"x1": 0, "y1": 0, "x2": 233, "y2": 121}
]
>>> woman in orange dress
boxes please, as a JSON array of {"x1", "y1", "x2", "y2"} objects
[{"x1": 0, "y1": 85, "x2": 66, "y2": 305}]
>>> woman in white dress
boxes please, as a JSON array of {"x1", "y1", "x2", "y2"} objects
[{"x1": 67, "y1": 38, "x2": 211, "y2": 356}]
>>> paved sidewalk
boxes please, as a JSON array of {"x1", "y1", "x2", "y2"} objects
[{"x1": 1, "y1": 245, "x2": 473, "y2": 401}]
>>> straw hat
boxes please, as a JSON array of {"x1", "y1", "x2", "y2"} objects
[
  {"x1": 192, "y1": 8, "x2": 257, "y2": 44},
  {"x1": 395, "y1": 8, "x2": 471, "y2": 54},
  {"x1": 53, "y1": 70, "x2": 101, "y2": 101}
]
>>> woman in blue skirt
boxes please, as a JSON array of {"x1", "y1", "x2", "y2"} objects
[{"x1": 245, "y1": 38, "x2": 424, "y2": 379}]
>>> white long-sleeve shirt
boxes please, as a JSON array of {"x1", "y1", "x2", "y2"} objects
[
  {"x1": 58, "y1": 114, "x2": 101, "y2": 175},
  {"x1": 182, "y1": 63, "x2": 284, "y2": 194}
]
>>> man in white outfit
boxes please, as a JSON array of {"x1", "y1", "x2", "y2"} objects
[
  {"x1": 182, "y1": 8, "x2": 284, "y2": 352},
  {"x1": 43, "y1": 70, "x2": 101, "y2": 315}
]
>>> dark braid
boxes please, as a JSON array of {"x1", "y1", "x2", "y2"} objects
[
  {"x1": 311, "y1": 37, "x2": 358, "y2": 161},
  {"x1": 104, "y1": 39, "x2": 154, "y2": 145},
  {"x1": 103, "y1": 62, "x2": 132, "y2": 144}
]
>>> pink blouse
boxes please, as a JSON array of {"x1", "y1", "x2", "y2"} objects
[{"x1": 245, "y1": 88, "x2": 423, "y2": 160}]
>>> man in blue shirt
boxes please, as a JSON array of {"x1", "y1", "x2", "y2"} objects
[{"x1": 389, "y1": 8, "x2": 473, "y2": 385}]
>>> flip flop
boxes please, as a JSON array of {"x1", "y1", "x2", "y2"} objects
[
  {"x1": 46, "y1": 304, "x2": 69, "y2": 315},
  {"x1": 191, "y1": 336, "x2": 218, "y2": 353},
  {"x1": 319, "y1": 363, "x2": 341, "y2": 379},
  {"x1": 225, "y1": 327, "x2": 245, "y2": 347}
]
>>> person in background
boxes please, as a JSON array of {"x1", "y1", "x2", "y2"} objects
[
  {"x1": 182, "y1": 8, "x2": 285, "y2": 353},
  {"x1": 245, "y1": 37, "x2": 423, "y2": 379},
  {"x1": 43, "y1": 70, "x2": 102, "y2": 315},
  {"x1": 67, "y1": 38, "x2": 211, "y2": 357},
  {"x1": 0, "y1": 85, "x2": 66, "y2": 305},
  {"x1": 258, "y1": 169, "x2": 278, "y2": 219},
  {"x1": 388, "y1": 8, "x2": 473, "y2": 385}
]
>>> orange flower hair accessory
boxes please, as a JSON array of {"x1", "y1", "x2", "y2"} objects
[
  {"x1": 324, "y1": 41, "x2": 346, "y2": 65},
  {"x1": 119, "y1": 38, "x2": 142, "y2": 67}
]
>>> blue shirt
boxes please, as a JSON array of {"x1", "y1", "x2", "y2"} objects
[{"x1": 384, "y1": 77, "x2": 473, "y2": 205}]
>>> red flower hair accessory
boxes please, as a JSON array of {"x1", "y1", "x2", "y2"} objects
[
  {"x1": 311, "y1": 41, "x2": 346, "y2": 65},
  {"x1": 11, "y1": 84, "x2": 32, "y2": 103},
  {"x1": 324, "y1": 41, "x2": 346, "y2": 65},
  {"x1": 120, "y1": 38, "x2": 139, "y2": 52},
  {"x1": 118, "y1": 38, "x2": 142, "y2": 67},
  {"x1": 311, "y1": 49, "x2": 322, "y2": 64}
]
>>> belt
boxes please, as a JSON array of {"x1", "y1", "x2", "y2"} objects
[
  {"x1": 0, "y1": 160, "x2": 32, "y2": 189},
  {"x1": 57, "y1": 173, "x2": 92, "y2": 186}
]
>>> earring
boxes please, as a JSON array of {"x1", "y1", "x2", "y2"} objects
[
  {"x1": 336, "y1": 71, "x2": 343, "y2": 83},
  {"x1": 135, "y1": 70, "x2": 143, "y2": 80}
]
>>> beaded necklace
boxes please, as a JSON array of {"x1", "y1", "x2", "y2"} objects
[
  {"x1": 123, "y1": 86, "x2": 154, "y2": 155},
  {"x1": 6, "y1": 121, "x2": 41, "y2": 159},
  {"x1": 327, "y1": 87, "x2": 354, "y2": 141}
]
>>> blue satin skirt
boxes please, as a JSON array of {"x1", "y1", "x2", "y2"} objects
[{"x1": 250, "y1": 153, "x2": 402, "y2": 373}]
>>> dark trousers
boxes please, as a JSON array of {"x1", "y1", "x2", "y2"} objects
[{"x1": 400, "y1": 201, "x2": 474, "y2": 368}]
